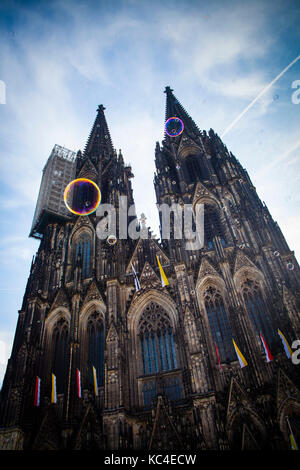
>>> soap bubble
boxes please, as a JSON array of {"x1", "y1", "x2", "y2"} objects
[
  {"x1": 286, "y1": 262, "x2": 294, "y2": 271},
  {"x1": 107, "y1": 234, "x2": 117, "y2": 245},
  {"x1": 165, "y1": 117, "x2": 184, "y2": 137},
  {"x1": 64, "y1": 178, "x2": 101, "y2": 216}
]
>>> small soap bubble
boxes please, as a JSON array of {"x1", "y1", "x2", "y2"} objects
[
  {"x1": 107, "y1": 234, "x2": 117, "y2": 245},
  {"x1": 287, "y1": 262, "x2": 294, "y2": 271},
  {"x1": 165, "y1": 117, "x2": 184, "y2": 137}
]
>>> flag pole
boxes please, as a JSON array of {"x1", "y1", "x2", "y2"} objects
[
  {"x1": 286, "y1": 416, "x2": 298, "y2": 450},
  {"x1": 214, "y1": 343, "x2": 223, "y2": 372}
]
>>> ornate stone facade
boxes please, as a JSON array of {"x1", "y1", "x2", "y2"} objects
[{"x1": 0, "y1": 89, "x2": 299, "y2": 450}]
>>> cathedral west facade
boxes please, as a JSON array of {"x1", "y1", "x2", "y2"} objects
[{"x1": 0, "y1": 87, "x2": 299, "y2": 450}]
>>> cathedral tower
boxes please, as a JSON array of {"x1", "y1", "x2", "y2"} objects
[{"x1": 0, "y1": 89, "x2": 299, "y2": 451}]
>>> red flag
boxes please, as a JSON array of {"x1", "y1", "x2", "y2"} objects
[
  {"x1": 215, "y1": 343, "x2": 223, "y2": 371},
  {"x1": 260, "y1": 333, "x2": 274, "y2": 362},
  {"x1": 34, "y1": 376, "x2": 40, "y2": 407},
  {"x1": 76, "y1": 369, "x2": 82, "y2": 398}
]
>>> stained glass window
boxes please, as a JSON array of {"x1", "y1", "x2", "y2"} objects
[
  {"x1": 139, "y1": 303, "x2": 178, "y2": 375},
  {"x1": 75, "y1": 233, "x2": 92, "y2": 278},
  {"x1": 88, "y1": 313, "x2": 104, "y2": 386},
  {"x1": 52, "y1": 317, "x2": 69, "y2": 393},
  {"x1": 242, "y1": 279, "x2": 275, "y2": 347},
  {"x1": 204, "y1": 206, "x2": 225, "y2": 249},
  {"x1": 204, "y1": 287, "x2": 235, "y2": 362}
]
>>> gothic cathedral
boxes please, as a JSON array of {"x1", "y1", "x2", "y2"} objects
[{"x1": 0, "y1": 87, "x2": 299, "y2": 451}]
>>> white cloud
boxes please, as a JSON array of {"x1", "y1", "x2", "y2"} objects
[
  {"x1": 158, "y1": 3, "x2": 274, "y2": 100},
  {"x1": 0, "y1": 331, "x2": 14, "y2": 388}
]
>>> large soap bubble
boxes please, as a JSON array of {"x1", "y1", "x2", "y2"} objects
[{"x1": 64, "y1": 178, "x2": 101, "y2": 216}]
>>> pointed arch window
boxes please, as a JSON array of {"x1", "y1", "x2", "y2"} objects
[
  {"x1": 242, "y1": 279, "x2": 275, "y2": 347},
  {"x1": 138, "y1": 302, "x2": 182, "y2": 408},
  {"x1": 204, "y1": 287, "x2": 235, "y2": 362},
  {"x1": 183, "y1": 155, "x2": 203, "y2": 184},
  {"x1": 138, "y1": 302, "x2": 178, "y2": 375},
  {"x1": 74, "y1": 233, "x2": 92, "y2": 278},
  {"x1": 52, "y1": 317, "x2": 69, "y2": 393},
  {"x1": 204, "y1": 205, "x2": 226, "y2": 249},
  {"x1": 142, "y1": 381, "x2": 158, "y2": 409},
  {"x1": 87, "y1": 313, "x2": 104, "y2": 386}
]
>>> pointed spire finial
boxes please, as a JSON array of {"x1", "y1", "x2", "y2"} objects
[{"x1": 164, "y1": 86, "x2": 174, "y2": 94}]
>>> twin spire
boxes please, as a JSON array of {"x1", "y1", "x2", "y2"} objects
[
  {"x1": 83, "y1": 87, "x2": 200, "y2": 162},
  {"x1": 83, "y1": 104, "x2": 114, "y2": 159}
]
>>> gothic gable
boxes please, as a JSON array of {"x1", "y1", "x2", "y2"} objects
[
  {"x1": 148, "y1": 396, "x2": 182, "y2": 450},
  {"x1": 32, "y1": 407, "x2": 61, "y2": 450},
  {"x1": 82, "y1": 280, "x2": 105, "y2": 308},
  {"x1": 233, "y1": 250, "x2": 257, "y2": 274},
  {"x1": 77, "y1": 157, "x2": 98, "y2": 179},
  {"x1": 276, "y1": 368, "x2": 300, "y2": 412},
  {"x1": 197, "y1": 256, "x2": 221, "y2": 283},
  {"x1": 73, "y1": 404, "x2": 102, "y2": 450},
  {"x1": 177, "y1": 134, "x2": 201, "y2": 159},
  {"x1": 192, "y1": 181, "x2": 219, "y2": 207},
  {"x1": 226, "y1": 377, "x2": 250, "y2": 421},
  {"x1": 139, "y1": 261, "x2": 161, "y2": 290},
  {"x1": 49, "y1": 287, "x2": 70, "y2": 312},
  {"x1": 106, "y1": 321, "x2": 118, "y2": 342},
  {"x1": 126, "y1": 238, "x2": 169, "y2": 274},
  {"x1": 70, "y1": 214, "x2": 95, "y2": 239},
  {"x1": 241, "y1": 423, "x2": 260, "y2": 450}
]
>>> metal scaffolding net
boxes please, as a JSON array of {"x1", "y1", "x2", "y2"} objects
[{"x1": 30, "y1": 144, "x2": 77, "y2": 238}]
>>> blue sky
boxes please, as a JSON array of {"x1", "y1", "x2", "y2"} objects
[{"x1": 0, "y1": 0, "x2": 299, "y2": 385}]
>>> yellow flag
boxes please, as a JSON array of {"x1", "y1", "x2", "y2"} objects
[
  {"x1": 156, "y1": 256, "x2": 169, "y2": 287},
  {"x1": 232, "y1": 339, "x2": 248, "y2": 368},
  {"x1": 278, "y1": 329, "x2": 293, "y2": 358},
  {"x1": 51, "y1": 373, "x2": 57, "y2": 403},
  {"x1": 92, "y1": 366, "x2": 98, "y2": 397},
  {"x1": 290, "y1": 432, "x2": 298, "y2": 450}
]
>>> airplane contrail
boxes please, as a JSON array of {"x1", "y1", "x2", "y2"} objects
[
  {"x1": 221, "y1": 54, "x2": 300, "y2": 138},
  {"x1": 254, "y1": 140, "x2": 300, "y2": 180}
]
